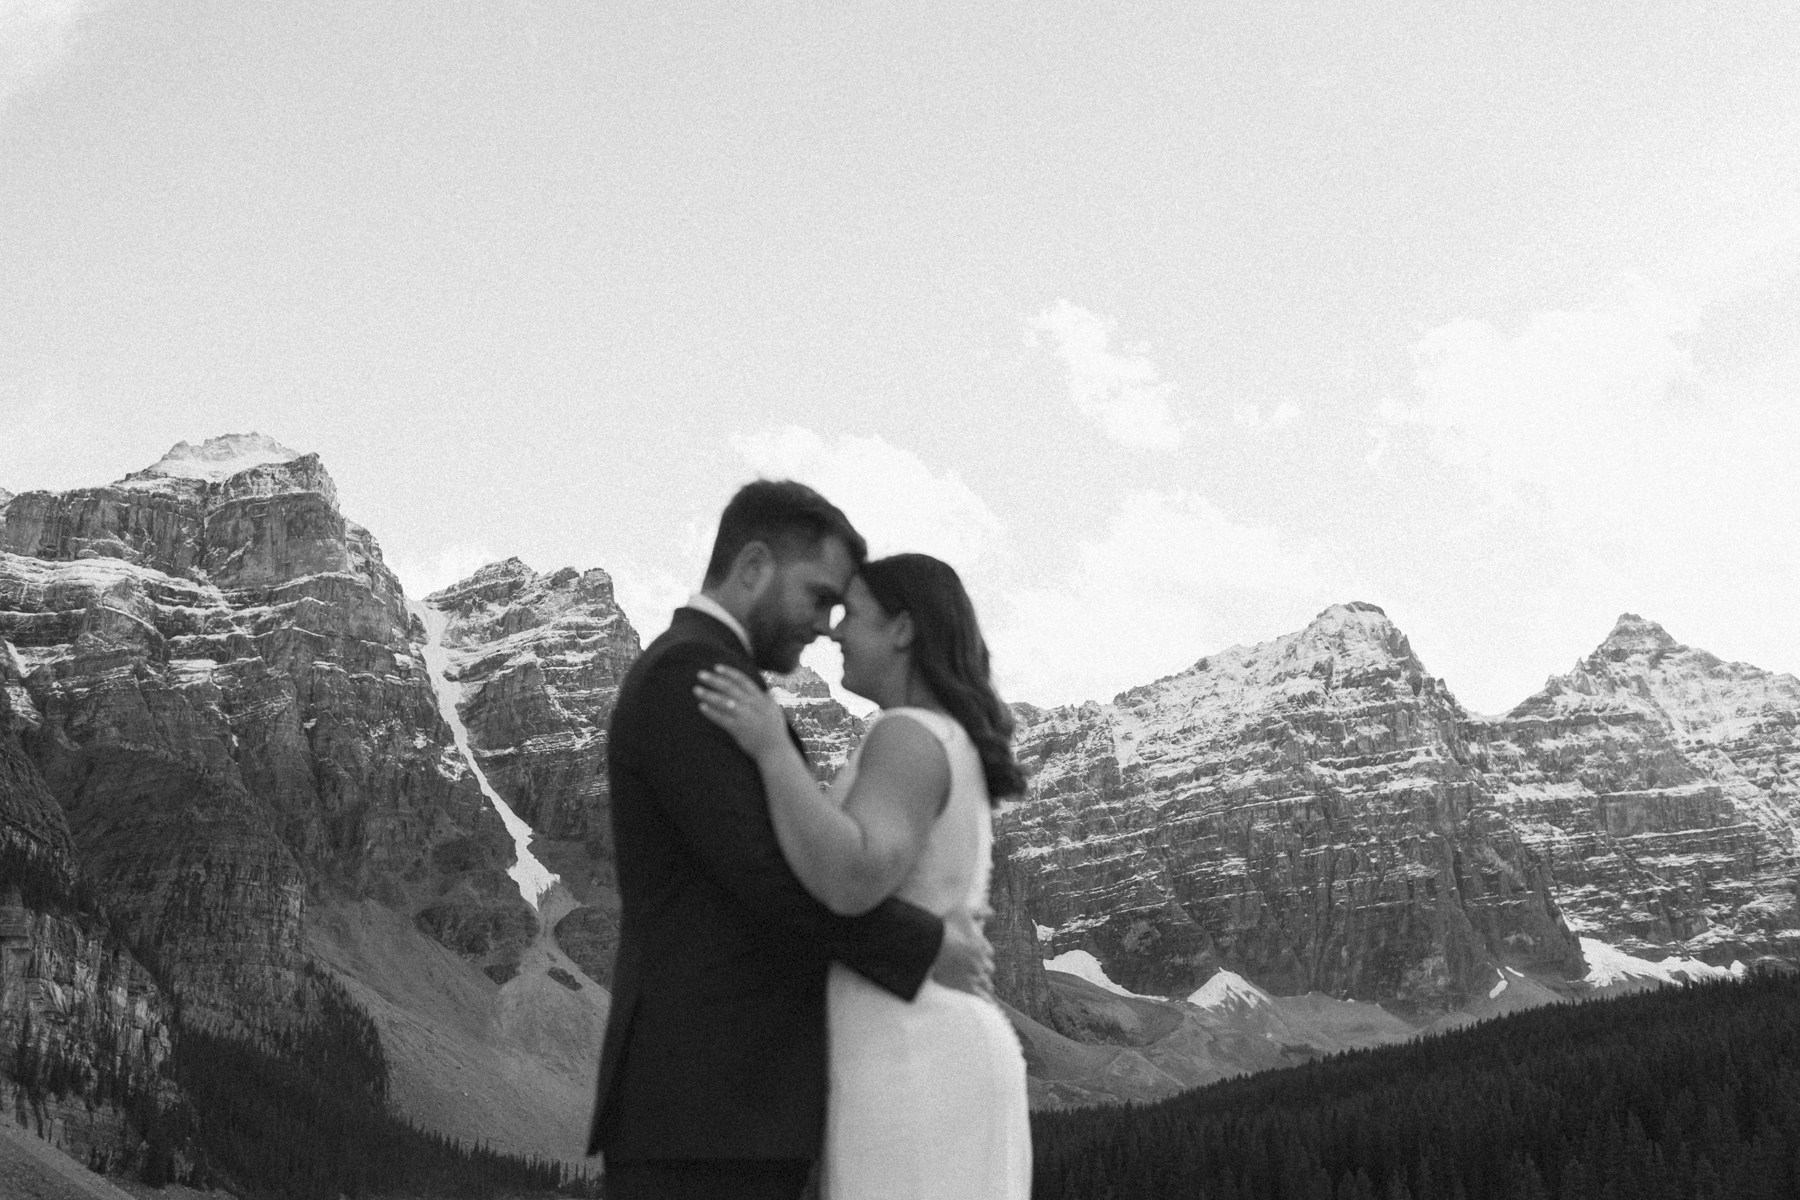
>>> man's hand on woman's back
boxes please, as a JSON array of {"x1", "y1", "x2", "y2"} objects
[{"x1": 931, "y1": 907, "x2": 996, "y2": 1000}]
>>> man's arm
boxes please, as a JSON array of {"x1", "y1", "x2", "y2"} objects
[{"x1": 626, "y1": 642, "x2": 944, "y2": 1000}]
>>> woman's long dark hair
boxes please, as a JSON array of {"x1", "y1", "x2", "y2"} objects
[{"x1": 859, "y1": 553, "x2": 1025, "y2": 804}]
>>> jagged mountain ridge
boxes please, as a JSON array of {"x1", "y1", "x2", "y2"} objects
[
  {"x1": 1473, "y1": 613, "x2": 1800, "y2": 960},
  {"x1": 0, "y1": 439, "x2": 530, "y2": 1026},
  {"x1": 421, "y1": 558, "x2": 638, "y2": 987},
  {"x1": 425, "y1": 559, "x2": 639, "y2": 849},
  {"x1": 5, "y1": 435, "x2": 1796, "y2": 1132},
  {"x1": 997, "y1": 603, "x2": 1798, "y2": 1019},
  {"x1": 135, "y1": 431, "x2": 302, "y2": 482},
  {"x1": 0, "y1": 437, "x2": 547, "y2": 1043},
  {"x1": 998, "y1": 602, "x2": 1583, "y2": 1014},
  {"x1": 0, "y1": 437, "x2": 623, "y2": 1167}
]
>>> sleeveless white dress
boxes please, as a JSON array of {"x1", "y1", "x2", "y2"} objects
[{"x1": 821, "y1": 708, "x2": 1032, "y2": 1200}]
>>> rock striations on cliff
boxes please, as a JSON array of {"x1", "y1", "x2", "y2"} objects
[
  {"x1": 419, "y1": 558, "x2": 641, "y2": 985},
  {"x1": 1, "y1": 646, "x2": 68, "y2": 860},
  {"x1": 769, "y1": 663, "x2": 868, "y2": 779},
  {"x1": 998, "y1": 602, "x2": 1583, "y2": 1015},
  {"x1": 1473, "y1": 614, "x2": 1800, "y2": 962},
  {"x1": 2, "y1": 626, "x2": 174, "y2": 1168},
  {"x1": 0, "y1": 434, "x2": 522, "y2": 1030},
  {"x1": 424, "y1": 559, "x2": 640, "y2": 853}
]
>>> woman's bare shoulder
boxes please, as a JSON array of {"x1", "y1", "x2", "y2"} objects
[{"x1": 856, "y1": 710, "x2": 951, "y2": 785}]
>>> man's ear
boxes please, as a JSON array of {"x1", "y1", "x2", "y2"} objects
[{"x1": 732, "y1": 541, "x2": 777, "y2": 597}]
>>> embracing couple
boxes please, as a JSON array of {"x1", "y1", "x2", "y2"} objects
[{"x1": 586, "y1": 480, "x2": 1032, "y2": 1199}]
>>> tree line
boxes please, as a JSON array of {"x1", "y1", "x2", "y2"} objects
[
  {"x1": 10, "y1": 955, "x2": 600, "y2": 1197},
  {"x1": 1030, "y1": 972, "x2": 1800, "y2": 1200},
  {"x1": 3, "y1": 837, "x2": 598, "y2": 1197}
]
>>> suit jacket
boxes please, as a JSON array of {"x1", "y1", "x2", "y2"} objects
[{"x1": 587, "y1": 608, "x2": 945, "y2": 1161}]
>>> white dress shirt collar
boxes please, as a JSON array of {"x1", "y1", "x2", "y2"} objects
[{"x1": 685, "y1": 592, "x2": 753, "y2": 657}]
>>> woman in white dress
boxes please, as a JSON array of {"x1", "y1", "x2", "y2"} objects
[{"x1": 694, "y1": 552, "x2": 1032, "y2": 1200}]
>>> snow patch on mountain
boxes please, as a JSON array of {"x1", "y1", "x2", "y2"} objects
[
  {"x1": 414, "y1": 598, "x2": 559, "y2": 907},
  {"x1": 1580, "y1": 937, "x2": 1744, "y2": 988},
  {"x1": 135, "y1": 432, "x2": 301, "y2": 482},
  {"x1": 1043, "y1": 949, "x2": 1157, "y2": 999},
  {"x1": 1187, "y1": 970, "x2": 1276, "y2": 1012}
]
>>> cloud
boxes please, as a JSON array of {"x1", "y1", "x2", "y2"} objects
[
  {"x1": 1031, "y1": 300, "x2": 1183, "y2": 451},
  {"x1": 1382, "y1": 282, "x2": 1699, "y2": 507},
  {"x1": 731, "y1": 426, "x2": 1007, "y2": 569},
  {"x1": 1233, "y1": 401, "x2": 1301, "y2": 433},
  {"x1": 1367, "y1": 280, "x2": 1800, "y2": 709},
  {"x1": 1, "y1": 0, "x2": 97, "y2": 107},
  {"x1": 989, "y1": 490, "x2": 1342, "y2": 705}
]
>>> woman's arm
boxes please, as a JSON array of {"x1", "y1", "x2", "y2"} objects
[{"x1": 695, "y1": 666, "x2": 949, "y2": 916}]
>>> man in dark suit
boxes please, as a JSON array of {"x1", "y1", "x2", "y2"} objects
[{"x1": 589, "y1": 479, "x2": 995, "y2": 1200}]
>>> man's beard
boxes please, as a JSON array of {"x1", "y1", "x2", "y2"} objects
[{"x1": 745, "y1": 596, "x2": 811, "y2": 674}]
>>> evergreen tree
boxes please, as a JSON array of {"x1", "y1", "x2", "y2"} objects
[{"x1": 1031, "y1": 974, "x2": 1800, "y2": 1200}]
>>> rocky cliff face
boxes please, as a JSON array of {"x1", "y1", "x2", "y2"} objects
[
  {"x1": 1, "y1": 648, "x2": 67, "y2": 860},
  {"x1": 2, "y1": 642, "x2": 174, "y2": 1169},
  {"x1": 769, "y1": 664, "x2": 867, "y2": 780},
  {"x1": 988, "y1": 849, "x2": 1055, "y2": 1024},
  {"x1": 995, "y1": 603, "x2": 1582, "y2": 1015},
  {"x1": 0, "y1": 435, "x2": 522, "y2": 1028},
  {"x1": 418, "y1": 565, "x2": 867, "y2": 985},
  {"x1": 0, "y1": 899, "x2": 176, "y2": 1168},
  {"x1": 425, "y1": 559, "x2": 640, "y2": 854},
  {"x1": 1473, "y1": 615, "x2": 1800, "y2": 962},
  {"x1": 420, "y1": 558, "x2": 640, "y2": 984}
]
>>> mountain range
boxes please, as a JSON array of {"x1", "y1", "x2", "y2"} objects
[{"x1": 2, "y1": 434, "x2": 1795, "y2": 1159}]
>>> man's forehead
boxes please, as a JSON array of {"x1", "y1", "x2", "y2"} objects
[{"x1": 787, "y1": 535, "x2": 856, "y2": 589}]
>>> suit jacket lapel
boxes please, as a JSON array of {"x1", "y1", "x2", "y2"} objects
[{"x1": 671, "y1": 607, "x2": 810, "y2": 764}]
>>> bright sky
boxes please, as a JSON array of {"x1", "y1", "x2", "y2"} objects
[{"x1": 3, "y1": 2, "x2": 1796, "y2": 715}]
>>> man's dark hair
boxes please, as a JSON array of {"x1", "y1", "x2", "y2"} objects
[{"x1": 702, "y1": 479, "x2": 867, "y2": 585}]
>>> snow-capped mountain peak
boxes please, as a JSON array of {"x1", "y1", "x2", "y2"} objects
[
  {"x1": 1187, "y1": 970, "x2": 1276, "y2": 1012},
  {"x1": 1291, "y1": 600, "x2": 1425, "y2": 671},
  {"x1": 135, "y1": 432, "x2": 302, "y2": 482},
  {"x1": 1516, "y1": 614, "x2": 1800, "y2": 743},
  {"x1": 1110, "y1": 599, "x2": 1435, "y2": 724},
  {"x1": 1596, "y1": 612, "x2": 1680, "y2": 659}
]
